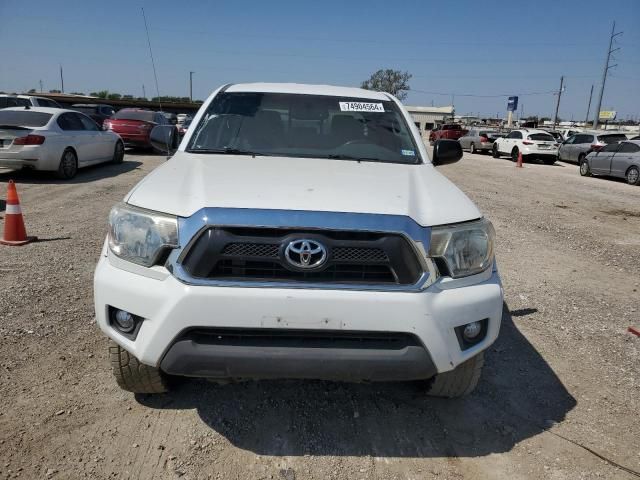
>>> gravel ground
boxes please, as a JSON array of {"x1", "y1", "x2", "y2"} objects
[{"x1": 0, "y1": 150, "x2": 638, "y2": 480}]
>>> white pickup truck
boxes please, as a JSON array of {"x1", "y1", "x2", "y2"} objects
[{"x1": 94, "y1": 83, "x2": 503, "y2": 398}]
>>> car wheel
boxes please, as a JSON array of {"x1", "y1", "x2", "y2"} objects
[
  {"x1": 626, "y1": 166, "x2": 640, "y2": 186},
  {"x1": 469, "y1": 143, "x2": 476, "y2": 154},
  {"x1": 492, "y1": 144, "x2": 500, "y2": 158},
  {"x1": 511, "y1": 147, "x2": 519, "y2": 162},
  {"x1": 56, "y1": 149, "x2": 78, "y2": 180},
  {"x1": 112, "y1": 140, "x2": 125, "y2": 164},
  {"x1": 577, "y1": 153, "x2": 586, "y2": 166},
  {"x1": 109, "y1": 341, "x2": 169, "y2": 394},
  {"x1": 426, "y1": 352, "x2": 484, "y2": 398},
  {"x1": 579, "y1": 158, "x2": 591, "y2": 176}
]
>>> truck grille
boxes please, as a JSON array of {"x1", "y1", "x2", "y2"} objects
[{"x1": 179, "y1": 227, "x2": 423, "y2": 285}]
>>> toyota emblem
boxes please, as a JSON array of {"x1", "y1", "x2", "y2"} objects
[{"x1": 284, "y1": 239, "x2": 327, "y2": 270}]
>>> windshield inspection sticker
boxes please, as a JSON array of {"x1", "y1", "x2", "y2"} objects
[
  {"x1": 401, "y1": 149, "x2": 415, "y2": 156},
  {"x1": 339, "y1": 102, "x2": 385, "y2": 112}
]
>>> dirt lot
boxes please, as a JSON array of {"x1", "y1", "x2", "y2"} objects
[{"x1": 0, "y1": 150, "x2": 639, "y2": 480}]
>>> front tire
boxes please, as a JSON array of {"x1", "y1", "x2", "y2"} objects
[
  {"x1": 492, "y1": 144, "x2": 500, "y2": 158},
  {"x1": 626, "y1": 166, "x2": 640, "y2": 186},
  {"x1": 56, "y1": 149, "x2": 78, "y2": 180},
  {"x1": 112, "y1": 140, "x2": 125, "y2": 164},
  {"x1": 109, "y1": 342, "x2": 169, "y2": 394},
  {"x1": 469, "y1": 143, "x2": 476, "y2": 154},
  {"x1": 579, "y1": 158, "x2": 591, "y2": 176},
  {"x1": 427, "y1": 352, "x2": 484, "y2": 398}
]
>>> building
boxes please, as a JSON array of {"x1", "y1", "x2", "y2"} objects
[{"x1": 405, "y1": 105, "x2": 454, "y2": 138}]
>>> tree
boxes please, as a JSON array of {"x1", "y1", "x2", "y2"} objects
[
  {"x1": 107, "y1": 93, "x2": 122, "y2": 100},
  {"x1": 361, "y1": 69, "x2": 412, "y2": 100},
  {"x1": 49, "y1": 89, "x2": 61, "y2": 94},
  {"x1": 90, "y1": 90, "x2": 109, "y2": 99},
  {"x1": 27, "y1": 88, "x2": 37, "y2": 94}
]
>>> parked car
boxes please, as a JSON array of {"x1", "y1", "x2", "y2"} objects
[
  {"x1": 0, "y1": 107, "x2": 124, "y2": 179},
  {"x1": 94, "y1": 82, "x2": 503, "y2": 398},
  {"x1": 429, "y1": 124, "x2": 467, "y2": 143},
  {"x1": 580, "y1": 140, "x2": 640, "y2": 185},
  {"x1": 176, "y1": 113, "x2": 192, "y2": 126},
  {"x1": 163, "y1": 112, "x2": 178, "y2": 125},
  {"x1": 492, "y1": 129, "x2": 558, "y2": 164},
  {"x1": 104, "y1": 109, "x2": 173, "y2": 149},
  {"x1": 458, "y1": 129, "x2": 504, "y2": 154},
  {"x1": 629, "y1": 135, "x2": 639, "y2": 140},
  {"x1": 71, "y1": 104, "x2": 115, "y2": 129},
  {"x1": 177, "y1": 118, "x2": 192, "y2": 137},
  {"x1": 557, "y1": 131, "x2": 628, "y2": 164},
  {"x1": 545, "y1": 130, "x2": 564, "y2": 143},
  {"x1": 0, "y1": 94, "x2": 62, "y2": 109},
  {"x1": 559, "y1": 128, "x2": 583, "y2": 140}
]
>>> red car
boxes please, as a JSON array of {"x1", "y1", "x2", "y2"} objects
[
  {"x1": 104, "y1": 109, "x2": 172, "y2": 149},
  {"x1": 429, "y1": 124, "x2": 468, "y2": 144}
]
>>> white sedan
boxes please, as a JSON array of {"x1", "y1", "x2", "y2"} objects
[{"x1": 0, "y1": 107, "x2": 124, "y2": 179}]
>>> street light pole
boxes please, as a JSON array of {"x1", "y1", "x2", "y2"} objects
[
  {"x1": 552, "y1": 76, "x2": 564, "y2": 131},
  {"x1": 189, "y1": 71, "x2": 195, "y2": 102}
]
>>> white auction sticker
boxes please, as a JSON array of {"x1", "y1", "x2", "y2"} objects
[{"x1": 339, "y1": 102, "x2": 385, "y2": 112}]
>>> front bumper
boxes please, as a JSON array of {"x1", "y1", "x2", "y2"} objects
[{"x1": 95, "y1": 248, "x2": 504, "y2": 379}]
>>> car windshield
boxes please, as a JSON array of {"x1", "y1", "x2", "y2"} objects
[
  {"x1": 113, "y1": 110, "x2": 156, "y2": 122},
  {"x1": 528, "y1": 133, "x2": 555, "y2": 141},
  {"x1": 187, "y1": 92, "x2": 422, "y2": 164},
  {"x1": 0, "y1": 110, "x2": 52, "y2": 127},
  {"x1": 598, "y1": 134, "x2": 627, "y2": 144}
]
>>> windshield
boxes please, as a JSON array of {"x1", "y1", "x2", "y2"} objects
[
  {"x1": 113, "y1": 110, "x2": 156, "y2": 122},
  {"x1": 0, "y1": 110, "x2": 52, "y2": 127},
  {"x1": 528, "y1": 133, "x2": 555, "y2": 141},
  {"x1": 598, "y1": 134, "x2": 627, "y2": 144},
  {"x1": 187, "y1": 92, "x2": 422, "y2": 164}
]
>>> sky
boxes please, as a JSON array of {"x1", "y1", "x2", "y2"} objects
[{"x1": 1, "y1": 0, "x2": 639, "y2": 121}]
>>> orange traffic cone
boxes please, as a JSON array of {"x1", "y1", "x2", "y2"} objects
[
  {"x1": 1, "y1": 180, "x2": 36, "y2": 246},
  {"x1": 516, "y1": 151, "x2": 523, "y2": 168}
]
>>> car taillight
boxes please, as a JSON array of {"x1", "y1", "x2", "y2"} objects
[
  {"x1": 104, "y1": 121, "x2": 112, "y2": 130},
  {"x1": 14, "y1": 134, "x2": 45, "y2": 145},
  {"x1": 522, "y1": 141, "x2": 534, "y2": 145},
  {"x1": 480, "y1": 135, "x2": 489, "y2": 142},
  {"x1": 591, "y1": 143, "x2": 603, "y2": 150}
]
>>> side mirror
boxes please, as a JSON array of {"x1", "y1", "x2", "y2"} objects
[
  {"x1": 432, "y1": 139, "x2": 463, "y2": 166},
  {"x1": 149, "y1": 125, "x2": 179, "y2": 155}
]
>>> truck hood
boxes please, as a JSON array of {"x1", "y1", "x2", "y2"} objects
[{"x1": 126, "y1": 153, "x2": 481, "y2": 227}]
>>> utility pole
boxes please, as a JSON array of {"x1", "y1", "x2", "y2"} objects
[
  {"x1": 142, "y1": 84, "x2": 146, "y2": 99},
  {"x1": 39, "y1": 80, "x2": 43, "y2": 93},
  {"x1": 59, "y1": 65, "x2": 64, "y2": 93},
  {"x1": 552, "y1": 76, "x2": 564, "y2": 131},
  {"x1": 593, "y1": 21, "x2": 622, "y2": 130},
  {"x1": 584, "y1": 84, "x2": 594, "y2": 127},
  {"x1": 189, "y1": 71, "x2": 195, "y2": 102}
]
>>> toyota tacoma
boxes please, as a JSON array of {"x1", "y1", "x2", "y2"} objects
[{"x1": 94, "y1": 83, "x2": 503, "y2": 398}]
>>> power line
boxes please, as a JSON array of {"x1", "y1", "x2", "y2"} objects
[{"x1": 411, "y1": 89, "x2": 557, "y2": 98}]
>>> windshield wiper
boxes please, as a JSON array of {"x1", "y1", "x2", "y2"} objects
[
  {"x1": 186, "y1": 147, "x2": 269, "y2": 156},
  {"x1": 326, "y1": 154, "x2": 390, "y2": 163}
]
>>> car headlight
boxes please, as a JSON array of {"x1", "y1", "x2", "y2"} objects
[
  {"x1": 429, "y1": 218, "x2": 495, "y2": 278},
  {"x1": 108, "y1": 203, "x2": 178, "y2": 267}
]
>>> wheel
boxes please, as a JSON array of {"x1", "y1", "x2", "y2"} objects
[
  {"x1": 469, "y1": 143, "x2": 476, "y2": 154},
  {"x1": 492, "y1": 144, "x2": 500, "y2": 158},
  {"x1": 579, "y1": 158, "x2": 591, "y2": 176},
  {"x1": 112, "y1": 140, "x2": 125, "y2": 164},
  {"x1": 577, "y1": 153, "x2": 586, "y2": 166},
  {"x1": 511, "y1": 147, "x2": 519, "y2": 162},
  {"x1": 626, "y1": 166, "x2": 640, "y2": 186},
  {"x1": 56, "y1": 148, "x2": 78, "y2": 180},
  {"x1": 109, "y1": 341, "x2": 169, "y2": 394},
  {"x1": 427, "y1": 352, "x2": 484, "y2": 398}
]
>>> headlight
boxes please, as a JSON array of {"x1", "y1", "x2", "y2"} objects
[
  {"x1": 108, "y1": 203, "x2": 178, "y2": 267},
  {"x1": 429, "y1": 218, "x2": 495, "y2": 278}
]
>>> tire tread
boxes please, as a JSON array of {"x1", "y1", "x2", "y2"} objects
[
  {"x1": 109, "y1": 342, "x2": 168, "y2": 394},
  {"x1": 427, "y1": 352, "x2": 484, "y2": 398}
]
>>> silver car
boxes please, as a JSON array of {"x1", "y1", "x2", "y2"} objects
[
  {"x1": 558, "y1": 131, "x2": 627, "y2": 164},
  {"x1": 580, "y1": 140, "x2": 640, "y2": 185},
  {"x1": 457, "y1": 129, "x2": 504, "y2": 154}
]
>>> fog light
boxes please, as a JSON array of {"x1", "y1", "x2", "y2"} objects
[
  {"x1": 114, "y1": 310, "x2": 135, "y2": 333},
  {"x1": 463, "y1": 321, "x2": 482, "y2": 340}
]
